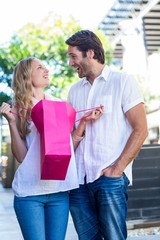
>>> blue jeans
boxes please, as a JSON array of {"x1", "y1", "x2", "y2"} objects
[
  {"x1": 69, "y1": 174, "x2": 129, "y2": 240},
  {"x1": 14, "y1": 191, "x2": 69, "y2": 240}
]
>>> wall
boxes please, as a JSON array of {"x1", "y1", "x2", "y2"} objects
[{"x1": 127, "y1": 144, "x2": 160, "y2": 221}]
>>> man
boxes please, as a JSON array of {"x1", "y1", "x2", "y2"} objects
[{"x1": 66, "y1": 30, "x2": 148, "y2": 240}]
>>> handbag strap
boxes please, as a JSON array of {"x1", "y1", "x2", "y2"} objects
[
  {"x1": 7, "y1": 102, "x2": 103, "y2": 122},
  {"x1": 75, "y1": 105, "x2": 103, "y2": 122},
  {"x1": 5, "y1": 102, "x2": 31, "y2": 121}
]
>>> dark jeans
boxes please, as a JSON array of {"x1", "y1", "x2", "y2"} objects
[{"x1": 69, "y1": 174, "x2": 129, "y2": 240}]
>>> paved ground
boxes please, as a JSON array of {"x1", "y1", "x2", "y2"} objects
[{"x1": 0, "y1": 182, "x2": 160, "y2": 240}]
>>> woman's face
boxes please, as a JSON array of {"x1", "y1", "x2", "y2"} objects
[{"x1": 31, "y1": 59, "x2": 50, "y2": 89}]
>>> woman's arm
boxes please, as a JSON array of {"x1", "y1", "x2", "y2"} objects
[
  {"x1": 0, "y1": 103, "x2": 27, "y2": 163},
  {"x1": 72, "y1": 118, "x2": 86, "y2": 149}
]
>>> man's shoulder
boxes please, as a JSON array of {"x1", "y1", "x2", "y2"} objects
[
  {"x1": 69, "y1": 79, "x2": 84, "y2": 90},
  {"x1": 109, "y1": 67, "x2": 135, "y2": 82}
]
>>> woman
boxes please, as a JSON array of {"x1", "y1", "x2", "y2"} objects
[{"x1": 0, "y1": 57, "x2": 103, "y2": 240}]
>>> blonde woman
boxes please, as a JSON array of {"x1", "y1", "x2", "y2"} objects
[{"x1": 0, "y1": 57, "x2": 103, "y2": 240}]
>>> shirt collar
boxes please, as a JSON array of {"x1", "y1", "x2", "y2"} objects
[
  {"x1": 98, "y1": 65, "x2": 110, "y2": 81},
  {"x1": 81, "y1": 65, "x2": 111, "y2": 85},
  {"x1": 82, "y1": 77, "x2": 89, "y2": 85}
]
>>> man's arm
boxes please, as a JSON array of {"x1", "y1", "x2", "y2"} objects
[{"x1": 102, "y1": 103, "x2": 148, "y2": 177}]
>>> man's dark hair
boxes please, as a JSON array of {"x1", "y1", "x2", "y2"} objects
[{"x1": 65, "y1": 30, "x2": 105, "y2": 64}]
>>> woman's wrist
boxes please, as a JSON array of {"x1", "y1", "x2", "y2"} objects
[
  {"x1": 72, "y1": 117, "x2": 86, "y2": 142},
  {"x1": 80, "y1": 117, "x2": 87, "y2": 125},
  {"x1": 72, "y1": 134, "x2": 84, "y2": 142},
  {"x1": 8, "y1": 119, "x2": 16, "y2": 126},
  {"x1": 72, "y1": 129, "x2": 85, "y2": 142}
]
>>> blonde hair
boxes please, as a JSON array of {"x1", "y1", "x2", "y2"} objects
[{"x1": 12, "y1": 57, "x2": 36, "y2": 140}]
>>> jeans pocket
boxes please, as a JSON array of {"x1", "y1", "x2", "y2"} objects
[{"x1": 101, "y1": 174, "x2": 123, "y2": 180}]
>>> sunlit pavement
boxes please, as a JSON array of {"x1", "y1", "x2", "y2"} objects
[{"x1": 0, "y1": 182, "x2": 159, "y2": 240}]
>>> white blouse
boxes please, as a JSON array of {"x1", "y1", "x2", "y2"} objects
[{"x1": 12, "y1": 93, "x2": 79, "y2": 197}]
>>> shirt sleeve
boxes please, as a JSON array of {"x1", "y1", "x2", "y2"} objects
[{"x1": 122, "y1": 74, "x2": 144, "y2": 113}]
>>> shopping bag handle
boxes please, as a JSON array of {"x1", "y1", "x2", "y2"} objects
[
  {"x1": 5, "y1": 102, "x2": 31, "y2": 121},
  {"x1": 75, "y1": 105, "x2": 104, "y2": 122},
  {"x1": 6, "y1": 102, "x2": 104, "y2": 122}
]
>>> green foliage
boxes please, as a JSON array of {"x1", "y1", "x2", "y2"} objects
[
  {"x1": 0, "y1": 13, "x2": 112, "y2": 100},
  {"x1": 0, "y1": 91, "x2": 12, "y2": 106}
]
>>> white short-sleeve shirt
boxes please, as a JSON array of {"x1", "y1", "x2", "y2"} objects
[{"x1": 68, "y1": 65, "x2": 144, "y2": 185}]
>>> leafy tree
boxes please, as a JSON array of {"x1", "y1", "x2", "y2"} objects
[
  {"x1": 0, "y1": 13, "x2": 112, "y2": 105},
  {"x1": 0, "y1": 92, "x2": 12, "y2": 104}
]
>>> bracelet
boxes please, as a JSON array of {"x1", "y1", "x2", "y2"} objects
[{"x1": 72, "y1": 134, "x2": 84, "y2": 142}]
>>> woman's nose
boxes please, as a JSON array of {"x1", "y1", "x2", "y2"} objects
[{"x1": 44, "y1": 66, "x2": 49, "y2": 72}]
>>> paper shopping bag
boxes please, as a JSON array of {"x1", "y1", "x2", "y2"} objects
[{"x1": 31, "y1": 99, "x2": 76, "y2": 180}]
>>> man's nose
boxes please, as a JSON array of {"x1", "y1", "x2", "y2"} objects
[{"x1": 69, "y1": 59, "x2": 75, "y2": 67}]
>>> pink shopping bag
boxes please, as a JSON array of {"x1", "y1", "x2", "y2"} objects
[{"x1": 31, "y1": 99, "x2": 76, "y2": 180}]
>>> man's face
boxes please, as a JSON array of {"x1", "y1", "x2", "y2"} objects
[{"x1": 68, "y1": 46, "x2": 91, "y2": 78}]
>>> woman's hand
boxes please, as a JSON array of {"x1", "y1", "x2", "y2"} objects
[
  {"x1": 0, "y1": 102, "x2": 27, "y2": 163},
  {"x1": 0, "y1": 102, "x2": 16, "y2": 124},
  {"x1": 82, "y1": 106, "x2": 104, "y2": 122},
  {"x1": 72, "y1": 106, "x2": 104, "y2": 150}
]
